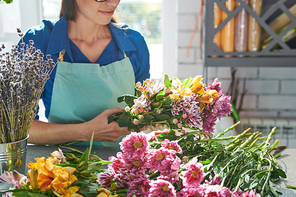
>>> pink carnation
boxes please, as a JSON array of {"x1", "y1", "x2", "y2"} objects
[
  {"x1": 183, "y1": 157, "x2": 205, "y2": 187},
  {"x1": 149, "y1": 179, "x2": 176, "y2": 197}
]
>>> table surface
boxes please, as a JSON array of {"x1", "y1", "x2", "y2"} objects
[{"x1": 26, "y1": 144, "x2": 296, "y2": 196}]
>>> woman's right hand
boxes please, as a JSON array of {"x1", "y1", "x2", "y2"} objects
[{"x1": 80, "y1": 107, "x2": 131, "y2": 142}]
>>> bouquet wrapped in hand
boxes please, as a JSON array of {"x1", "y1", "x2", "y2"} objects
[{"x1": 108, "y1": 75, "x2": 232, "y2": 135}]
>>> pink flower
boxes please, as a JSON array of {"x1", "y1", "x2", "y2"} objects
[
  {"x1": 129, "y1": 177, "x2": 151, "y2": 196},
  {"x1": 178, "y1": 123, "x2": 183, "y2": 128},
  {"x1": 242, "y1": 190, "x2": 261, "y2": 197},
  {"x1": 97, "y1": 170, "x2": 115, "y2": 189},
  {"x1": 0, "y1": 170, "x2": 26, "y2": 189},
  {"x1": 122, "y1": 156, "x2": 148, "y2": 172},
  {"x1": 133, "y1": 94, "x2": 149, "y2": 109},
  {"x1": 108, "y1": 152, "x2": 125, "y2": 173},
  {"x1": 133, "y1": 119, "x2": 139, "y2": 125},
  {"x1": 183, "y1": 157, "x2": 205, "y2": 187},
  {"x1": 149, "y1": 179, "x2": 176, "y2": 197},
  {"x1": 136, "y1": 82, "x2": 142, "y2": 87},
  {"x1": 161, "y1": 139, "x2": 183, "y2": 154},
  {"x1": 173, "y1": 119, "x2": 178, "y2": 124},
  {"x1": 131, "y1": 108, "x2": 139, "y2": 115},
  {"x1": 138, "y1": 86, "x2": 144, "y2": 91},
  {"x1": 147, "y1": 148, "x2": 181, "y2": 176},
  {"x1": 50, "y1": 148, "x2": 66, "y2": 163},
  {"x1": 139, "y1": 107, "x2": 144, "y2": 112},
  {"x1": 139, "y1": 115, "x2": 144, "y2": 119},
  {"x1": 125, "y1": 106, "x2": 130, "y2": 112},
  {"x1": 120, "y1": 132, "x2": 149, "y2": 159},
  {"x1": 145, "y1": 108, "x2": 149, "y2": 113}
]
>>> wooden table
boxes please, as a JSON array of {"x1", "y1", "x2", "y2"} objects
[{"x1": 26, "y1": 144, "x2": 296, "y2": 196}]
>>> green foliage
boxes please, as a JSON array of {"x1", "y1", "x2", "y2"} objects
[{"x1": 153, "y1": 123, "x2": 287, "y2": 197}]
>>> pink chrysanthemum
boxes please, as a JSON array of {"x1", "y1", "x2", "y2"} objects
[
  {"x1": 122, "y1": 156, "x2": 148, "y2": 172},
  {"x1": 183, "y1": 157, "x2": 205, "y2": 187},
  {"x1": 128, "y1": 177, "x2": 151, "y2": 197},
  {"x1": 97, "y1": 170, "x2": 115, "y2": 189},
  {"x1": 108, "y1": 152, "x2": 125, "y2": 173},
  {"x1": 147, "y1": 147, "x2": 181, "y2": 176},
  {"x1": 242, "y1": 190, "x2": 261, "y2": 197},
  {"x1": 120, "y1": 132, "x2": 149, "y2": 159},
  {"x1": 161, "y1": 139, "x2": 183, "y2": 154},
  {"x1": 149, "y1": 179, "x2": 176, "y2": 197}
]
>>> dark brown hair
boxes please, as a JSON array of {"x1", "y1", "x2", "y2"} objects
[{"x1": 59, "y1": 0, "x2": 119, "y2": 23}]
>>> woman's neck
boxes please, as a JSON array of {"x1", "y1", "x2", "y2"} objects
[{"x1": 68, "y1": 18, "x2": 111, "y2": 44}]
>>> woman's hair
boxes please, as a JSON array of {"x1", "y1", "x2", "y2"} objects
[{"x1": 59, "y1": 0, "x2": 119, "y2": 23}]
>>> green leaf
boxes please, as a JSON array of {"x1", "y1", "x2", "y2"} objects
[
  {"x1": 12, "y1": 191, "x2": 48, "y2": 197},
  {"x1": 164, "y1": 75, "x2": 171, "y2": 88},
  {"x1": 117, "y1": 95, "x2": 136, "y2": 106},
  {"x1": 118, "y1": 112, "x2": 133, "y2": 127},
  {"x1": 156, "y1": 88, "x2": 167, "y2": 101},
  {"x1": 285, "y1": 184, "x2": 296, "y2": 190},
  {"x1": 108, "y1": 114, "x2": 118, "y2": 124},
  {"x1": 153, "y1": 113, "x2": 171, "y2": 121},
  {"x1": 277, "y1": 169, "x2": 286, "y2": 178},
  {"x1": 182, "y1": 77, "x2": 191, "y2": 89},
  {"x1": 251, "y1": 152, "x2": 259, "y2": 161}
]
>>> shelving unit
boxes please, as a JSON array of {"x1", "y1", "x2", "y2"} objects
[{"x1": 203, "y1": 0, "x2": 296, "y2": 67}]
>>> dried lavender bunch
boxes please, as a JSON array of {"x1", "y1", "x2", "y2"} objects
[{"x1": 0, "y1": 29, "x2": 64, "y2": 143}]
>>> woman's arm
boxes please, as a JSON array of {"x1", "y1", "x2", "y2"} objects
[{"x1": 29, "y1": 107, "x2": 131, "y2": 145}]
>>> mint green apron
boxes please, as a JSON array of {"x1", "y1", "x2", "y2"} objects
[{"x1": 48, "y1": 57, "x2": 135, "y2": 146}]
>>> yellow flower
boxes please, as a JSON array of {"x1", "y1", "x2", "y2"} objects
[
  {"x1": 97, "y1": 188, "x2": 114, "y2": 197},
  {"x1": 62, "y1": 186, "x2": 83, "y2": 197},
  {"x1": 196, "y1": 89, "x2": 219, "y2": 111},
  {"x1": 189, "y1": 75, "x2": 205, "y2": 95},
  {"x1": 169, "y1": 78, "x2": 192, "y2": 99}
]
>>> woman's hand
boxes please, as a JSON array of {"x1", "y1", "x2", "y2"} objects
[{"x1": 81, "y1": 107, "x2": 131, "y2": 142}]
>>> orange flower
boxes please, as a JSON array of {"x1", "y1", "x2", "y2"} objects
[
  {"x1": 27, "y1": 156, "x2": 78, "y2": 195},
  {"x1": 189, "y1": 75, "x2": 205, "y2": 95},
  {"x1": 196, "y1": 90, "x2": 219, "y2": 111},
  {"x1": 62, "y1": 186, "x2": 84, "y2": 197}
]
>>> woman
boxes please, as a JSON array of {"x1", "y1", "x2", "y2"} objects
[{"x1": 22, "y1": 0, "x2": 150, "y2": 145}]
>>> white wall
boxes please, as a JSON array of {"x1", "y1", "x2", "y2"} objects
[
  {"x1": 177, "y1": 0, "x2": 296, "y2": 119},
  {"x1": 0, "y1": 0, "x2": 41, "y2": 47}
]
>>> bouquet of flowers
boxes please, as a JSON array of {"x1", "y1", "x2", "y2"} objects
[
  {"x1": 0, "y1": 125, "x2": 286, "y2": 197},
  {"x1": 0, "y1": 29, "x2": 63, "y2": 143},
  {"x1": 108, "y1": 75, "x2": 232, "y2": 135}
]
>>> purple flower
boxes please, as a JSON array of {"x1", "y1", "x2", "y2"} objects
[
  {"x1": 171, "y1": 94, "x2": 202, "y2": 128},
  {"x1": 149, "y1": 179, "x2": 176, "y2": 197},
  {"x1": 120, "y1": 132, "x2": 149, "y2": 160},
  {"x1": 183, "y1": 157, "x2": 205, "y2": 187}
]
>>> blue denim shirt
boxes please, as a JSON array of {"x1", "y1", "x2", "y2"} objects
[{"x1": 20, "y1": 16, "x2": 150, "y2": 119}]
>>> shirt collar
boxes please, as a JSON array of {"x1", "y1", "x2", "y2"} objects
[
  {"x1": 108, "y1": 22, "x2": 136, "y2": 52},
  {"x1": 46, "y1": 16, "x2": 136, "y2": 62}
]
